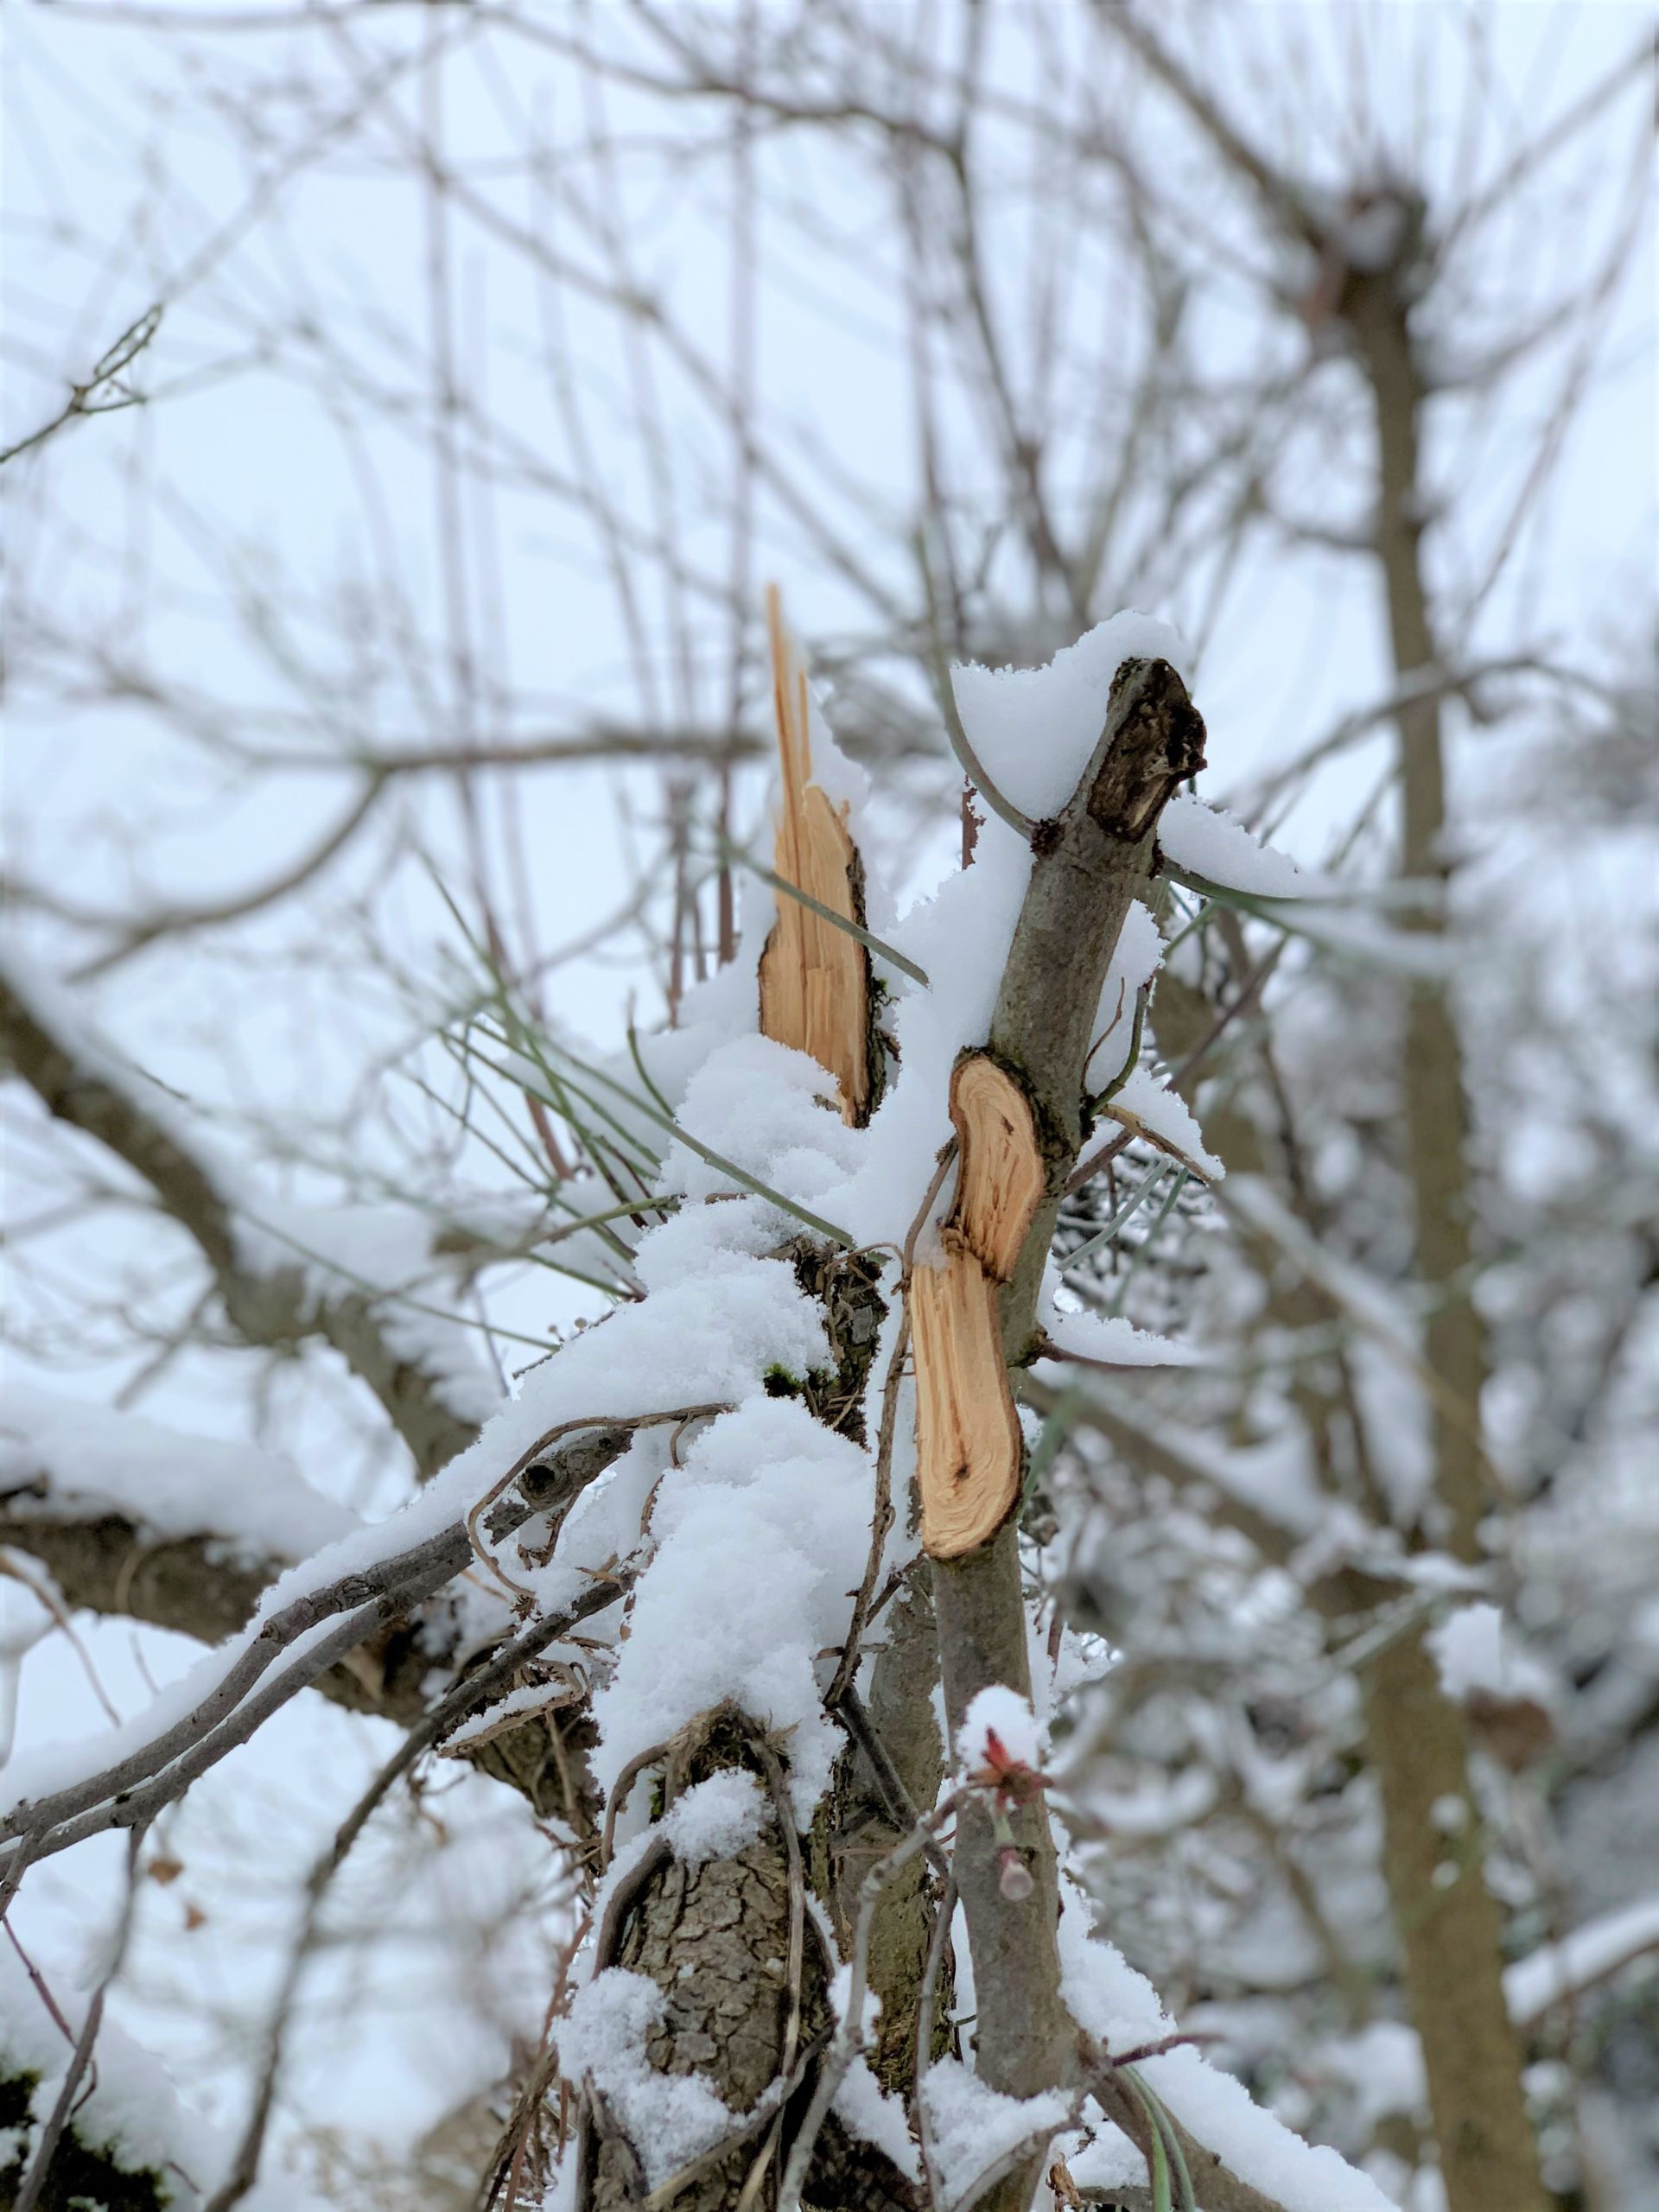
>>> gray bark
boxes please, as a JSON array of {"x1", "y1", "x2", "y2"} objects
[{"x1": 933, "y1": 658, "x2": 1205, "y2": 2209}]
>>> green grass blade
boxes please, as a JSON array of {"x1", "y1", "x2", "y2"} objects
[
  {"x1": 1107, "y1": 1168, "x2": 1190, "y2": 1317},
  {"x1": 1061, "y1": 1156, "x2": 1169, "y2": 1276},
  {"x1": 724, "y1": 840, "x2": 931, "y2": 988},
  {"x1": 486, "y1": 1022, "x2": 858, "y2": 1251}
]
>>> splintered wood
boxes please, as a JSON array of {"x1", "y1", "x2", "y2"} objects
[
  {"x1": 756, "y1": 586, "x2": 872, "y2": 1125},
  {"x1": 912, "y1": 1237, "x2": 1025, "y2": 1560},
  {"x1": 914, "y1": 1053, "x2": 1047, "y2": 1560},
  {"x1": 948, "y1": 1057, "x2": 1046, "y2": 1281}
]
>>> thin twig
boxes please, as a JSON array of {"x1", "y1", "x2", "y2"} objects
[
  {"x1": 744, "y1": 1732, "x2": 807, "y2": 2204},
  {"x1": 14, "y1": 1827, "x2": 149, "y2": 2212},
  {"x1": 913, "y1": 1868, "x2": 957, "y2": 2205},
  {"x1": 778, "y1": 1789, "x2": 970, "y2": 2211},
  {"x1": 466, "y1": 1402, "x2": 730, "y2": 1602},
  {"x1": 824, "y1": 1307, "x2": 911, "y2": 1711},
  {"x1": 0, "y1": 305, "x2": 163, "y2": 467},
  {"x1": 916, "y1": 530, "x2": 1037, "y2": 841},
  {"x1": 203, "y1": 1572, "x2": 638, "y2": 2211},
  {"x1": 599, "y1": 1732, "x2": 679, "y2": 1871}
]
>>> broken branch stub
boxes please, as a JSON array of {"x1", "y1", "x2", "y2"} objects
[{"x1": 756, "y1": 585, "x2": 875, "y2": 1125}]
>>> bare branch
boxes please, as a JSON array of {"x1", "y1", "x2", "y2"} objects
[{"x1": 0, "y1": 306, "x2": 163, "y2": 467}]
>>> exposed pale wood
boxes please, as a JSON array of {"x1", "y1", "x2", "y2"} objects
[
  {"x1": 756, "y1": 585, "x2": 872, "y2": 1124},
  {"x1": 948, "y1": 1054, "x2": 1046, "y2": 1282},
  {"x1": 912, "y1": 1235, "x2": 1024, "y2": 1560}
]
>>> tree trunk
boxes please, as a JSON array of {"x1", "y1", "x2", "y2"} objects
[{"x1": 1337, "y1": 246, "x2": 1545, "y2": 2212}]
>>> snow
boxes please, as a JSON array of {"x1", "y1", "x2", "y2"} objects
[
  {"x1": 1063, "y1": 2125, "x2": 1147, "y2": 2196},
  {"x1": 1, "y1": 947, "x2": 504, "y2": 1431},
  {"x1": 1141, "y1": 2042, "x2": 1400, "y2": 2212},
  {"x1": 659, "y1": 1031, "x2": 864, "y2": 1215},
  {"x1": 957, "y1": 1685, "x2": 1046, "y2": 1775},
  {"x1": 632, "y1": 1194, "x2": 785, "y2": 1292},
  {"x1": 1426, "y1": 1604, "x2": 1557, "y2": 1711},
  {"x1": 1057, "y1": 1882, "x2": 1172, "y2": 2051},
  {"x1": 1101, "y1": 1062, "x2": 1223, "y2": 1180},
  {"x1": 0, "y1": 944, "x2": 229, "y2": 1185},
  {"x1": 0, "y1": 1941, "x2": 323, "y2": 2210},
  {"x1": 1084, "y1": 898, "x2": 1165, "y2": 1092},
  {"x1": 950, "y1": 613, "x2": 1192, "y2": 821},
  {"x1": 437, "y1": 1676, "x2": 575, "y2": 1754},
  {"x1": 1, "y1": 620, "x2": 1408, "y2": 2211},
  {"x1": 1057, "y1": 1884, "x2": 1398, "y2": 2209},
  {"x1": 816, "y1": 822, "x2": 1033, "y2": 1258},
  {"x1": 835, "y1": 2056, "x2": 922, "y2": 2182},
  {"x1": 555, "y1": 1969, "x2": 734, "y2": 2190},
  {"x1": 588, "y1": 1396, "x2": 876, "y2": 1827},
  {"x1": 1320, "y1": 2023, "x2": 1427, "y2": 2127},
  {"x1": 0, "y1": 1243, "x2": 832, "y2": 1823},
  {"x1": 919, "y1": 2057, "x2": 1072, "y2": 2208},
  {"x1": 0, "y1": 1382, "x2": 361, "y2": 1564},
  {"x1": 1224, "y1": 1174, "x2": 1420, "y2": 1347},
  {"x1": 1084, "y1": 1768, "x2": 1221, "y2": 1838},
  {"x1": 233, "y1": 1198, "x2": 504, "y2": 1426},
  {"x1": 587, "y1": 1828, "x2": 658, "y2": 1938},
  {"x1": 538, "y1": 2151, "x2": 578, "y2": 2212},
  {"x1": 662, "y1": 1770, "x2": 768, "y2": 1865},
  {"x1": 1426, "y1": 1603, "x2": 1504, "y2": 1698},
  {"x1": 1158, "y1": 789, "x2": 1325, "y2": 899},
  {"x1": 1346, "y1": 1334, "x2": 1435, "y2": 1526},
  {"x1": 1503, "y1": 1896, "x2": 1659, "y2": 2025},
  {"x1": 0, "y1": 1589, "x2": 378, "y2": 1821},
  {"x1": 1039, "y1": 1298, "x2": 1202, "y2": 1371},
  {"x1": 1065, "y1": 1384, "x2": 1331, "y2": 1547}
]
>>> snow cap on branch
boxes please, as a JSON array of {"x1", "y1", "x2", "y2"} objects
[
  {"x1": 950, "y1": 613, "x2": 1192, "y2": 820},
  {"x1": 957, "y1": 1683, "x2": 1047, "y2": 1776}
]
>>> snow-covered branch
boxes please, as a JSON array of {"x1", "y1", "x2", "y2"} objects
[{"x1": 0, "y1": 957, "x2": 490, "y2": 1481}]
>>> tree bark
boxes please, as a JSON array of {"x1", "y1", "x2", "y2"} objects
[
  {"x1": 1340, "y1": 245, "x2": 1548, "y2": 2212},
  {"x1": 1156, "y1": 943, "x2": 1546, "y2": 2212},
  {"x1": 813, "y1": 1577, "x2": 951, "y2": 2100},
  {"x1": 925, "y1": 659, "x2": 1205, "y2": 2210}
]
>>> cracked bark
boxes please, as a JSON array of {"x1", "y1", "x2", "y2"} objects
[
  {"x1": 569, "y1": 1313, "x2": 939, "y2": 2208},
  {"x1": 566, "y1": 1158, "x2": 932, "y2": 2200},
  {"x1": 583, "y1": 1714, "x2": 924, "y2": 2212}
]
